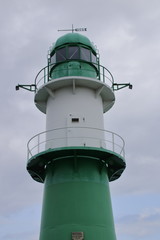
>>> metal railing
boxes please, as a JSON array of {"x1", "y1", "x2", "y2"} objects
[
  {"x1": 34, "y1": 62, "x2": 114, "y2": 92},
  {"x1": 27, "y1": 127, "x2": 125, "y2": 160}
]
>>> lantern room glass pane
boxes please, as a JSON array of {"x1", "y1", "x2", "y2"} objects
[
  {"x1": 50, "y1": 54, "x2": 56, "y2": 65},
  {"x1": 91, "y1": 52, "x2": 97, "y2": 63},
  {"x1": 56, "y1": 47, "x2": 66, "y2": 62},
  {"x1": 68, "y1": 46, "x2": 79, "y2": 59},
  {"x1": 81, "y1": 47, "x2": 90, "y2": 62}
]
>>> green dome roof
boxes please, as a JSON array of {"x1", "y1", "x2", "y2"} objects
[{"x1": 52, "y1": 33, "x2": 96, "y2": 52}]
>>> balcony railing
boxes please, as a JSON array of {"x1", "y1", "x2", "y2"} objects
[
  {"x1": 27, "y1": 127, "x2": 125, "y2": 160},
  {"x1": 34, "y1": 62, "x2": 114, "y2": 92}
]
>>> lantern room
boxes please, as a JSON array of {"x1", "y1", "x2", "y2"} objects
[{"x1": 48, "y1": 33, "x2": 99, "y2": 79}]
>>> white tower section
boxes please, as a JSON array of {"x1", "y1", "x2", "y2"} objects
[{"x1": 35, "y1": 76, "x2": 115, "y2": 149}]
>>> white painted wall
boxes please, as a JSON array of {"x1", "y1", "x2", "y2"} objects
[{"x1": 45, "y1": 86, "x2": 105, "y2": 149}]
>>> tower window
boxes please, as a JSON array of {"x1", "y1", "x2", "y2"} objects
[
  {"x1": 56, "y1": 47, "x2": 66, "y2": 62},
  {"x1": 51, "y1": 46, "x2": 97, "y2": 64},
  {"x1": 68, "y1": 46, "x2": 79, "y2": 59},
  {"x1": 91, "y1": 52, "x2": 97, "y2": 63},
  {"x1": 72, "y1": 118, "x2": 79, "y2": 123},
  {"x1": 50, "y1": 54, "x2": 56, "y2": 64},
  {"x1": 81, "y1": 47, "x2": 90, "y2": 62}
]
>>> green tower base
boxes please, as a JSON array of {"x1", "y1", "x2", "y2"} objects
[{"x1": 27, "y1": 147, "x2": 125, "y2": 240}]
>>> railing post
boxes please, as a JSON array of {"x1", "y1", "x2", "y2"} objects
[
  {"x1": 27, "y1": 148, "x2": 29, "y2": 160},
  {"x1": 103, "y1": 66, "x2": 105, "y2": 83},
  {"x1": 44, "y1": 68, "x2": 46, "y2": 84},
  {"x1": 38, "y1": 134, "x2": 40, "y2": 153},
  {"x1": 27, "y1": 141, "x2": 32, "y2": 159},
  {"x1": 47, "y1": 64, "x2": 49, "y2": 82},
  {"x1": 112, "y1": 132, "x2": 115, "y2": 152},
  {"x1": 66, "y1": 127, "x2": 68, "y2": 147},
  {"x1": 98, "y1": 60, "x2": 101, "y2": 81},
  {"x1": 120, "y1": 144, "x2": 125, "y2": 158}
]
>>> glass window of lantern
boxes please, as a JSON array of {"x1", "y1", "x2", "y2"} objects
[
  {"x1": 68, "y1": 46, "x2": 79, "y2": 59},
  {"x1": 81, "y1": 47, "x2": 90, "y2": 62},
  {"x1": 91, "y1": 52, "x2": 97, "y2": 63},
  {"x1": 50, "y1": 54, "x2": 56, "y2": 65},
  {"x1": 56, "y1": 47, "x2": 66, "y2": 62}
]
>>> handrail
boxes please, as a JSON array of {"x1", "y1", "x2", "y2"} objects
[
  {"x1": 34, "y1": 62, "x2": 114, "y2": 92},
  {"x1": 27, "y1": 127, "x2": 125, "y2": 160}
]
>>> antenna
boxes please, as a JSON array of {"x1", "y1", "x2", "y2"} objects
[{"x1": 58, "y1": 24, "x2": 87, "y2": 33}]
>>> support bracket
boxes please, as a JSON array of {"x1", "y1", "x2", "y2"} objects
[
  {"x1": 95, "y1": 86, "x2": 104, "y2": 98},
  {"x1": 15, "y1": 84, "x2": 36, "y2": 92},
  {"x1": 44, "y1": 87, "x2": 55, "y2": 99},
  {"x1": 112, "y1": 83, "x2": 133, "y2": 91},
  {"x1": 72, "y1": 79, "x2": 76, "y2": 94}
]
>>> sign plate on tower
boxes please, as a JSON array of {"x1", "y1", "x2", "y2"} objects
[{"x1": 72, "y1": 232, "x2": 84, "y2": 240}]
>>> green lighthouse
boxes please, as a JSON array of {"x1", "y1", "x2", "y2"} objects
[{"x1": 26, "y1": 32, "x2": 126, "y2": 240}]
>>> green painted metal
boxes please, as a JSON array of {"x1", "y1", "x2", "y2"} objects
[
  {"x1": 27, "y1": 145, "x2": 124, "y2": 238},
  {"x1": 39, "y1": 156, "x2": 117, "y2": 240},
  {"x1": 27, "y1": 146, "x2": 124, "y2": 239},
  {"x1": 50, "y1": 61, "x2": 97, "y2": 79},
  {"x1": 27, "y1": 146, "x2": 126, "y2": 184},
  {"x1": 34, "y1": 63, "x2": 114, "y2": 91},
  {"x1": 52, "y1": 33, "x2": 96, "y2": 53}
]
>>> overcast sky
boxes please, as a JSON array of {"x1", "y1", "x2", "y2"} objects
[{"x1": 0, "y1": 0, "x2": 160, "y2": 239}]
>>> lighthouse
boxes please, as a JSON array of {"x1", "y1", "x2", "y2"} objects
[{"x1": 24, "y1": 32, "x2": 127, "y2": 240}]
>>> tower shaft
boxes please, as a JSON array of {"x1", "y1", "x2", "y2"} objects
[{"x1": 40, "y1": 156, "x2": 116, "y2": 240}]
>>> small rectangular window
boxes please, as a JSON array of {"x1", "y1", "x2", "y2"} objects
[{"x1": 72, "y1": 118, "x2": 79, "y2": 122}]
